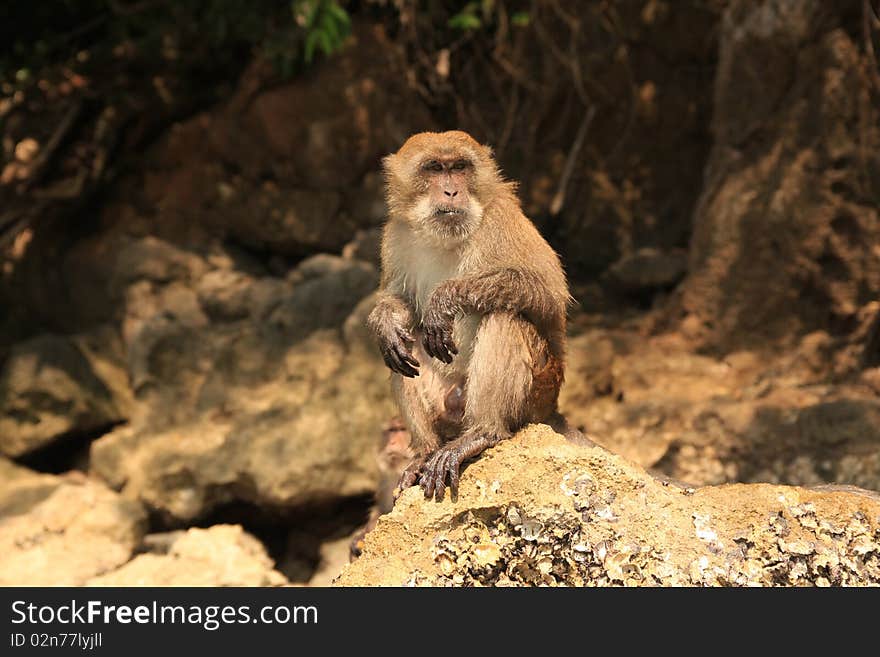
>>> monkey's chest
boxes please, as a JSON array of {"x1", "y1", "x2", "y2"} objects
[
  {"x1": 404, "y1": 249, "x2": 459, "y2": 313},
  {"x1": 402, "y1": 242, "x2": 480, "y2": 373}
]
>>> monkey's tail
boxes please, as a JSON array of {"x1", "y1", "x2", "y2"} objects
[{"x1": 546, "y1": 411, "x2": 596, "y2": 448}]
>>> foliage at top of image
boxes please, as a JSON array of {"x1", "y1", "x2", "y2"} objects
[
  {"x1": 0, "y1": 0, "x2": 352, "y2": 85},
  {"x1": 448, "y1": 0, "x2": 529, "y2": 31}
]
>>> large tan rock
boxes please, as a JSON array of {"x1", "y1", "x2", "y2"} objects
[
  {"x1": 88, "y1": 525, "x2": 287, "y2": 586},
  {"x1": 91, "y1": 286, "x2": 394, "y2": 522},
  {"x1": 560, "y1": 327, "x2": 880, "y2": 490},
  {"x1": 0, "y1": 459, "x2": 146, "y2": 586},
  {"x1": 337, "y1": 426, "x2": 880, "y2": 586}
]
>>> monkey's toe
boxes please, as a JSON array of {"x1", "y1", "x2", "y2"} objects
[
  {"x1": 393, "y1": 457, "x2": 425, "y2": 501},
  {"x1": 420, "y1": 445, "x2": 464, "y2": 502}
]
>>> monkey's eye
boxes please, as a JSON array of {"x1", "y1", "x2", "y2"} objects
[
  {"x1": 423, "y1": 161, "x2": 444, "y2": 173},
  {"x1": 451, "y1": 160, "x2": 469, "y2": 171}
]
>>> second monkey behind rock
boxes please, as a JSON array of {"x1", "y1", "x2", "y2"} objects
[{"x1": 368, "y1": 131, "x2": 570, "y2": 501}]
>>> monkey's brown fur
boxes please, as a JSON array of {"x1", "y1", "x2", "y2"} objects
[{"x1": 368, "y1": 131, "x2": 569, "y2": 501}]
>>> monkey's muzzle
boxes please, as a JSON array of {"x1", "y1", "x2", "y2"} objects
[{"x1": 433, "y1": 207, "x2": 465, "y2": 219}]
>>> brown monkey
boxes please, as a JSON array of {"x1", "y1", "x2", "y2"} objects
[{"x1": 367, "y1": 131, "x2": 570, "y2": 502}]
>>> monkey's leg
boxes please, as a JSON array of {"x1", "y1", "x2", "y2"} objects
[
  {"x1": 390, "y1": 365, "x2": 448, "y2": 498},
  {"x1": 421, "y1": 313, "x2": 539, "y2": 501}
]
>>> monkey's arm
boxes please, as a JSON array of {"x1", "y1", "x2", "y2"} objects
[
  {"x1": 422, "y1": 268, "x2": 561, "y2": 362},
  {"x1": 368, "y1": 291, "x2": 420, "y2": 377}
]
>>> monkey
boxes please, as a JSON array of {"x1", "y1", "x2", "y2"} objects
[{"x1": 367, "y1": 130, "x2": 570, "y2": 502}]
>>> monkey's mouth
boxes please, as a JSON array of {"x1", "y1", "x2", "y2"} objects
[{"x1": 433, "y1": 207, "x2": 465, "y2": 218}]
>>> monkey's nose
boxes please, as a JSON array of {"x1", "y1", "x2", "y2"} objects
[{"x1": 444, "y1": 190, "x2": 458, "y2": 197}]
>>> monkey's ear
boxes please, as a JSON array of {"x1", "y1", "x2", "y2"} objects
[{"x1": 381, "y1": 154, "x2": 397, "y2": 176}]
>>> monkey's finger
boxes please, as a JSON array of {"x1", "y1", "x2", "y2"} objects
[
  {"x1": 381, "y1": 350, "x2": 398, "y2": 372},
  {"x1": 392, "y1": 344, "x2": 420, "y2": 375},
  {"x1": 439, "y1": 334, "x2": 457, "y2": 361},
  {"x1": 423, "y1": 333, "x2": 437, "y2": 360},
  {"x1": 427, "y1": 329, "x2": 451, "y2": 362},
  {"x1": 398, "y1": 347, "x2": 420, "y2": 368},
  {"x1": 396, "y1": 357, "x2": 419, "y2": 377},
  {"x1": 384, "y1": 349, "x2": 418, "y2": 377},
  {"x1": 438, "y1": 341, "x2": 454, "y2": 363}
]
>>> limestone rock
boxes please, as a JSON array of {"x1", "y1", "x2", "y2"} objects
[
  {"x1": 88, "y1": 525, "x2": 287, "y2": 586},
  {"x1": 606, "y1": 248, "x2": 687, "y2": 292},
  {"x1": 337, "y1": 426, "x2": 880, "y2": 586},
  {"x1": 91, "y1": 292, "x2": 394, "y2": 522},
  {"x1": 677, "y1": 1, "x2": 880, "y2": 349},
  {"x1": 0, "y1": 330, "x2": 132, "y2": 457},
  {"x1": 560, "y1": 327, "x2": 880, "y2": 491},
  {"x1": 0, "y1": 459, "x2": 146, "y2": 586}
]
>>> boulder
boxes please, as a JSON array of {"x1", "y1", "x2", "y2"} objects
[
  {"x1": 88, "y1": 525, "x2": 287, "y2": 586},
  {"x1": 606, "y1": 247, "x2": 688, "y2": 292},
  {"x1": 337, "y1": 426, "x2": 880, "y2": 586},
  {"x1": 560, "y1": 328, "x2": 880, "y2": 490},
  {"x1": 0, "y1": 459, "x2": 146, "y2": 586},
  {"x1": 677, "y1": 0, "x2": 880, "y2": 349},
  {"x1": 0, "y1": 329, "x2": 132, "y2": 457},
  {"x1": 91, "y1": 286, "x2": 394, "y2": 522}
]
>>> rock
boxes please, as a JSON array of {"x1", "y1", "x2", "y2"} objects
[
  {"x1": 560, "y1": 327, "x2": 880, "y2": 490},
  {"x1": 0, "y1": 459, "x2": 146, "y2": 586},
  {"x1": 93, "y1": 23, "x2": 435, "y2": 263},
  {"x1": 337, "y1": 426, "x2": 880, "y2": 586},
  {"x1": 88, "y1": 525, "x2": 287, "y2": 586},
  {"x1": 91, "y1": 291, "x2": 394, "y2": 522},
  {"x1": 0, "y1": 330, "x2": 132, "y2": 457},
  {"x1": 342, "y1": 227, "x2": 383, "y2": 267},
  {"x1": 677, "y1": 1, "x2": 880, "y2": 349},
  {"x1": 606, "y1": 247, "x2": 687, "y2": 292},
  {"x1": 307, "y1": 534, "x2": 358, "y2": 587},
  {"x1": 224, "y1": 187, "x2": 353, "y2": 257}
]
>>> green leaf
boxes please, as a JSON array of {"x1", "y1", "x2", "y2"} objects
[
  {"x1": 322, "y1": 14, "x2": 339, "y2": 44},
  {"x1": 511, "y1": 11, "x2": 530, "y2": 27},
  {"x1": 304, "y1": 31, "x2": 319, "y2": 63},
  {"x1": 327, "y1": 2, "x2": 350, "y2": 27},
  {"x1": 317, "y1": 29, "x2": 331, "y2": 56},
  {"x1": 448, "y1": 12, "x2": 481, "y2": 31}
]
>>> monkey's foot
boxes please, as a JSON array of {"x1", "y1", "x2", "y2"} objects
[
  {"x1": 393, "y1": 456, "x2": 427, "y2": 501},
  {"x1": 420, "y1": 433, "x2": 499, "y2": 502}
]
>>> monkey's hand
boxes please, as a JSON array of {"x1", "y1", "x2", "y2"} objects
[
  {"x1": 378, "y1": 325, "x2": 420, "y2": 377},
  {"x1": 422, "y1": 296, "x2": 458, "y2": 364}
]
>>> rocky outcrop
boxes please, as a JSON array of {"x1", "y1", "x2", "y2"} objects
[
  {"x1": 560, "y1": 326, "x2": 880, "y2": 490},
  {"x1": 88, "y1": 525, "x2": 287, "y2": 586},
  {"x1": 337, "y1": 426, "x2": 880, "y2": 586},
  {"x1": 0, "y1": 23, "x2": 420, "y2": 523},
  {"x1": 677, "y1": 0, "x2": 880, "y2": 349},
  {"x1": 0, "y1": 459, "x2": 146, "y2": 586},
  {"x1": 89, "y1": 254, "x2": 393, "y2": 522},
  {"x1": 0, "y1": 329, "x2": 131, "y2": 457}
]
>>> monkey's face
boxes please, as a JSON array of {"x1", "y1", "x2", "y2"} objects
[
  {"x1": 408, "y1": 156, "x2": 483, "y2": 240},
  {"x1": 383, "y1": 131, "x2": 500, "y2": 244}
]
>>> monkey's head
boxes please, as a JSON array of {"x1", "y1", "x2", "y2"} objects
[{"x1": 382, "y1": 131, "x2": 502, "y2": 243}]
